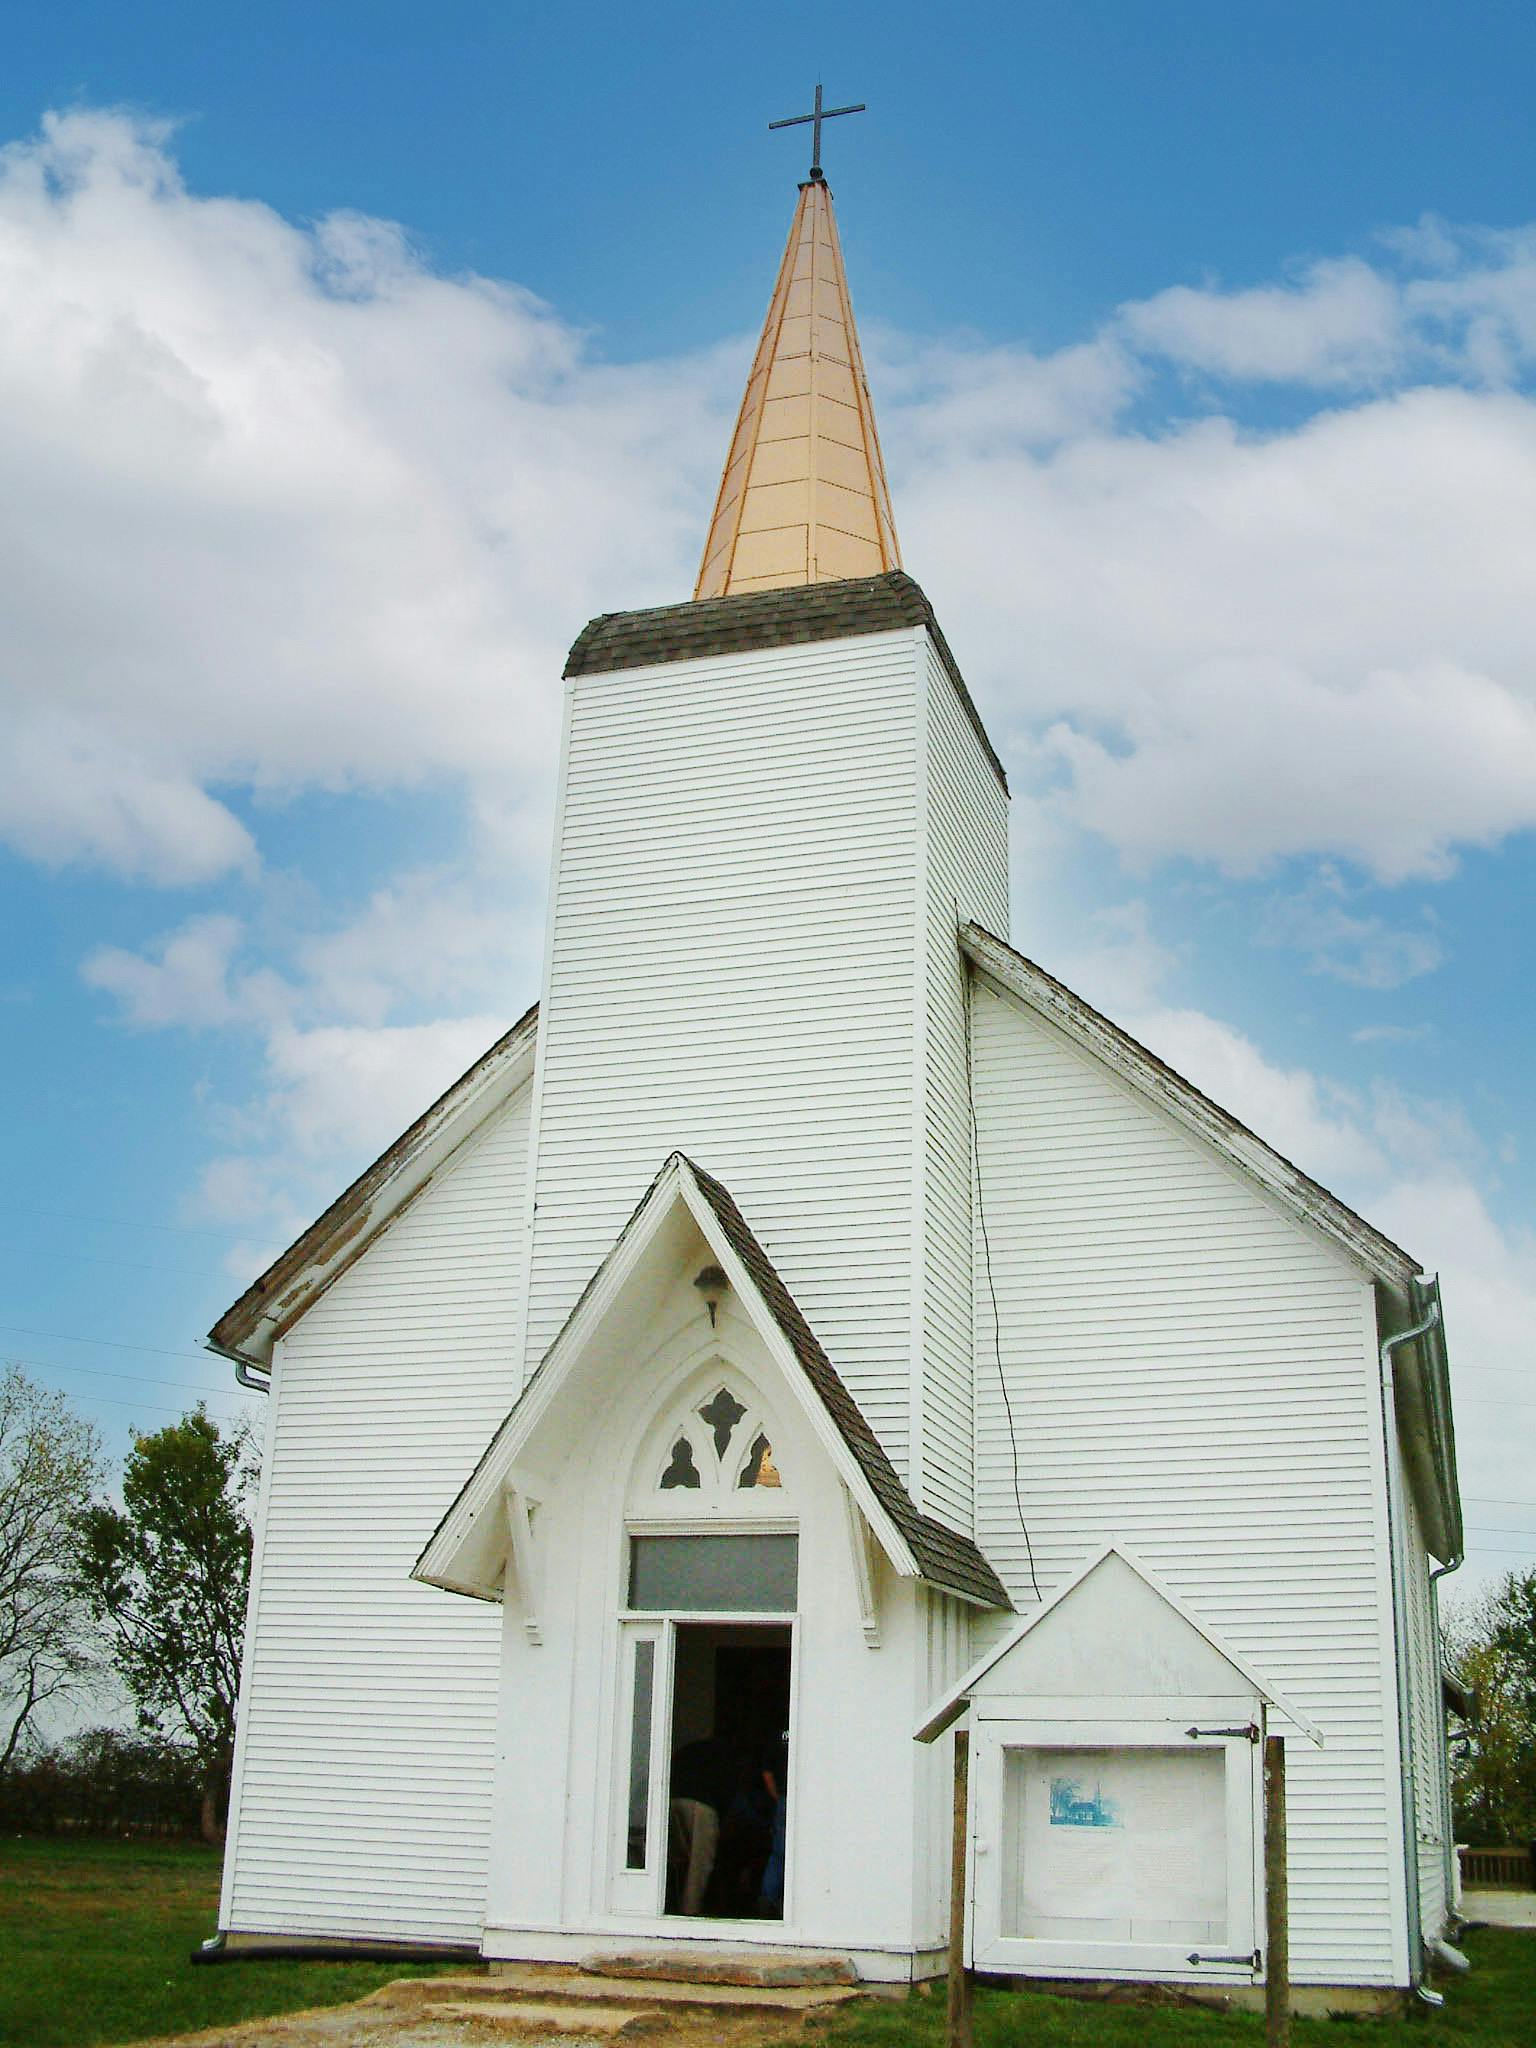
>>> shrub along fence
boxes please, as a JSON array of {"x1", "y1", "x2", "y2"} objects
[{"x1": 0, "y1": 1728, "x2": 204, "y2": 1837}]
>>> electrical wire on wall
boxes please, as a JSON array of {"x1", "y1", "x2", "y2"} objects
[{"x1": 963, "y1": 954, "x2": 1042, "y2": 1604}]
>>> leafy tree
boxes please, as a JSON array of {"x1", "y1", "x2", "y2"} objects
[
  {"x1": 0, "y1": 1365, "x2": 104, "y2": 1773},
  {"x1": 1446, "y1": 1569, "x2": 1536, "y2": 1847},
  {"x1": 76, "y1": 1407, "x2": 255, "y2": 1842}
]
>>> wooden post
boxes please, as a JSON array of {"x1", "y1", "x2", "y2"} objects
[
  {"x1": 1264, "y1": 1734, "x2": 1289, "y2": 2048},
  {"x1": 947, "y1": 1727, "x2": 972, "y2": 2048}
]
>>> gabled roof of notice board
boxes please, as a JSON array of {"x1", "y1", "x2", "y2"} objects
[
  {"x1": 915, "y1": 1540, "x2": 1324, "y2": 1747},
  {"x1": 962, "y1": 922, "x2": 1420, "y2": 1291}
]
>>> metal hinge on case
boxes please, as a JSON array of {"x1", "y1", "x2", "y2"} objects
[
  {"x1": 1187, "y1": 1949, "x2": 1261, "y2": 1969},
  {"x1": 1185, "y1": 1722, "x2": 1260, "y2": 1741}
]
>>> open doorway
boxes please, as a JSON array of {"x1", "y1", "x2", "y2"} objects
[{"x1": 665, "y1": 1623, "x2": 791, "y2": 1920}]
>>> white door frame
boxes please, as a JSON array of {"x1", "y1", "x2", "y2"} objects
[
  {"x1": 970, "y1": 1715, "x2": 1261, "y2": 1981},
  {"x1": 607, "y1": 1611, "x2": 800, "y2": 1931}
]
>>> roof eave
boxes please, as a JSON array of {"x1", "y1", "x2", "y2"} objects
[
  {"x1": 208, "y1": 1003, "x2": 539, "y2": 1369},
  {"x1": 961, "y1": 923, "x2": 1420, "y2": 1291},
  {"x1": 414, "y1": 1151, "x2": 1012, "y2": 1613}
]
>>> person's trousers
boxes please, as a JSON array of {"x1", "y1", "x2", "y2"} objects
[{"x1": 668, "y1": 1796, "x2": 720, "y2": 1915}]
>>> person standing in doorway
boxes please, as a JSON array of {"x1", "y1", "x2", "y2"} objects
[
  {"x1": 757, "y1": 1733, "x2": 789, "y2": 1916},
  {"x1": 667, "y1": 1734, "x2": 739, "y2": 1914}
]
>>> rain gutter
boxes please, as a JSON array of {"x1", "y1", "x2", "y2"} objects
[{"x1": 206, "y1": 1335, "x2": 272, "y2": 1397}]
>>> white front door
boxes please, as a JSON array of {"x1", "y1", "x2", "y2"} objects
[{"x1": 972, "y1": 1719, "x2": 1259, "y2": 1980}]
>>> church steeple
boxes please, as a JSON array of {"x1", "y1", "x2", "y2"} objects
[{"x1": 694, "y1": 175, "x2": 902, "y2": 600}]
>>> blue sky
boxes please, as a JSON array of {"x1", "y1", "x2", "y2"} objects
[{"x1": 2, "y1": 1, "x2": 1534, "y2": 1595}]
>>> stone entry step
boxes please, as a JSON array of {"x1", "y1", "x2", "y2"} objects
[
  {"x1": 576, "y1": 1948, "x2": 858, "y2": 1989},
  {"x1": 423, "y1": 1999, "x2": 662, "y2": 2037},
  {"x1": 377, "y1": 1964, "x2": 865, "y2": 2034},
  {"x1": 483, "y1": 1966, "x2": 860, "y2": 2014}
]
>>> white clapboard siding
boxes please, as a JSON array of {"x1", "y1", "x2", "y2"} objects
[
  {"x1": 969, "y1": 979, "x2": 1405, "y2": 1987},
  {"x1": 916, "y1": 638, "x2": 1008, "y2": 1531},
  {"x1": 1397, "y1": 1466, "x2": 1450, "y2": 1937},
  {"x1": 527, "y1": 626, "x2": 1004, "y2": 1488},
  {"x1": 222, "y1": 1088, "x2": 531, "y2": 1943}
]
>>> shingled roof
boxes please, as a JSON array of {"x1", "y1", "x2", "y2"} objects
[
  {"x1": 414, "y1": 1150, "x2": 1013, "y2": 1613},
  {"x1": 564, "y1": 571, "x2": 1007, "y2": 792},
  {"x1": 683, "y1": 1159, "x2": 1012, "y2": 1610}
]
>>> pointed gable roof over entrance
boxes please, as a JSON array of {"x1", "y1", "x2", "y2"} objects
[
  {"x1": 694, "y1": 177, "x2": 901, "y2": 600},
  {"x1": 413, "y1": 1152, "x2": 1010, "y2": 1611}
]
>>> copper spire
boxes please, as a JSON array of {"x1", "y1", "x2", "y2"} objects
[{"x1": 694, "y1": 178, "x2": 902, "y2": 601}]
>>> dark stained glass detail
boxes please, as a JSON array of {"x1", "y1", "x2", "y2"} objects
[
  {"x1": 660, "y1": 1437, "x2": 701, "y2": 1489},
  {"x1": 738, "y1": 1434, "x2": 783, "y2": 1489},
  {"x1": 698, "y1": 1386, "x2": 747, "y2": 1459}
]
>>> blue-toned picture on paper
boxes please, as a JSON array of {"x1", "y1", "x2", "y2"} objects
[{"x1": 1049, "y1": 1775, "x2": 1123, "y2": 1829}]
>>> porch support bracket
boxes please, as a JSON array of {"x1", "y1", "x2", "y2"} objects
[
  {"x1": 843, "y1": 1490, "x2": 881, "y2": 1648},
  {"x1": 503, "y1": 1487, "x2": 542, "y2": 1646}
]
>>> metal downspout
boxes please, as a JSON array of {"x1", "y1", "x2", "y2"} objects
[
  {"x1": 206, "y1": 1337, "x2": 272, "y2": 1396},
  {"x1": 1430, "y1": 1551, "x2": 1465, "y2": 1926},
  {"x1": 1379, "y1": 1298, "x2": 1442, "y2": 2002}
]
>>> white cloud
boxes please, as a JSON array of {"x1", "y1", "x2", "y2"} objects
[
  {"x1": 906, "y1": 383, "x2": 1536, "y2": 881},
  {"x1": 0, "y1": 108, "x2": 727, "y2": 884},
  {"x1": 261, "y1": 1014, "x2": 506, "y2": 1162},
  {"x1": 0, "y1": 712, "x2": 256, "y2": 884},
  {"x1": 7, "y1": 109, "x2": 1536, "y2": 897},
  {"x1": 1351, "y1": 1022, "x2": 1433, "y2": 1045},
  {"x1": 1121, "y1": 257, "x2": 1404, "y2": 385},
  {"x1": 293, "y1": 868, "x2": 534, "y2": 1027},
  {"x1": 1258, "y1": 869, "x2": 1443, "y2": 989},
  {"x1": 82, "y1": 913, "x2": 245, "y2": 1028},
  {"x1": 874, "y1": 332, "x2": 1140, "y2": 452},
  {"x1": 1119, "y1": 222, "x2": 1536, "y2": 390}
]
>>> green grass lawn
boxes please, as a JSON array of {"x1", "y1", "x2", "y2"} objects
[
  {"x1": 1, "y1": 1838, "x2": 1529, "y2": 2048},
  {"x1": 0, "y1": 1835, "x2": 462, "y2": 2048},
  {"x1": 817, "y1": 1925, "x2": 1534, "y2": 2048}
]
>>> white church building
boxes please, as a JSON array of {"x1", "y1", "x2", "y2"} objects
[{"x1": 210, "y1": 164, "x2": 1464, "y2": 2006}]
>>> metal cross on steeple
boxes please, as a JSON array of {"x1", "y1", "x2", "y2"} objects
[{"x1": 768, "y1": 82, "x2": 865, "y2": 182}]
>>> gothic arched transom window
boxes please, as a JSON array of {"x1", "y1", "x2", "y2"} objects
[{"x1": 636, "y1": 1379, "x2": 788, "y2": 1508}]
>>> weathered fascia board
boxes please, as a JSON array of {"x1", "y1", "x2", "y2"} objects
[
  {"x1": 208, "y1": 1004, "x2": 539, "y2": 1370},
  {"x1": 961, "y1": 923, "x2": 1419, "y2": 1293}
]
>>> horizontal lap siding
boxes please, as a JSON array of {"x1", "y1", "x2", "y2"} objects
[
  {"x1": 917, "y1": 638, "x2": 1008, "y2": 1530},
  {"x1": 223, "y1": 1091, "x2": 531, "y2": 1944},
  {"x1": 528, "y1": 632, "x2": 922, "y2": 1472},
  {"x1": 970, "y1": 983, "x2": 1401, "y2": 1986}
]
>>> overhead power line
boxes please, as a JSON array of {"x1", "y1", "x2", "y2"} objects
[
  {"x1": 0, "y1": 1322, "x2": 214, "y2": 1363},
  {"x1": 0, "y1": 1200, "x2": 229, "y2": 1241},
  {"x1": 2, "y1": 1353, "x2": 246, "y2": 1407},
  {"x1": 0, "y1": 1240, "x2": 216, "y2": 1281}
]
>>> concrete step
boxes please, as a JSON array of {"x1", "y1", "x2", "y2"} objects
[
  {"x1": 481, "y1": 1967, "x2": 861, "y2": 2015},
  {"x1": 424, "y1": 1999, "x2": 662, "y2": 2037},
  {"x1": 576, "y1": 1948, "x2": 858, "y2": 1989}
]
